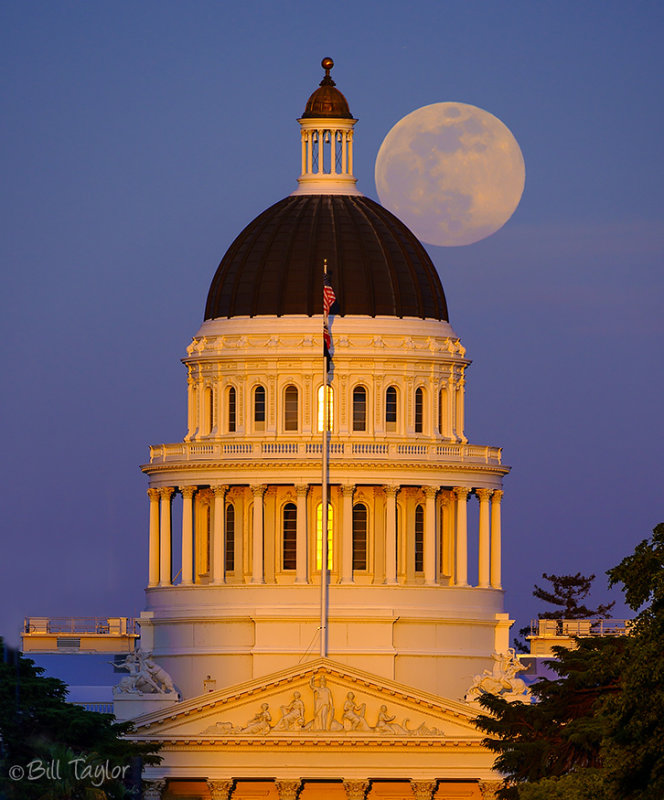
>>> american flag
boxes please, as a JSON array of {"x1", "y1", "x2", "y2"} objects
[{"x1": 323, "y1": 268, "x2": 337, "y2": 371}]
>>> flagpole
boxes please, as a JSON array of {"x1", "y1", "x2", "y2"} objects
[{"x1": 320, "y1": 259, "x2": 329, "y2": 658}]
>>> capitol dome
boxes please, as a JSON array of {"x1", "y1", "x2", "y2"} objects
[{"x1": 205, "y1": 194, "x2": 449, "y2": 320}]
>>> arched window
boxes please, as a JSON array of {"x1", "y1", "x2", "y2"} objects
[
  {"x1": 415, "y1": 387, "x2": 424, "y2": 434},
  {"x1": 225, "y1": 504, "x2": 235, "y2": 573},
  {"x1": 282, "y1": 503, "x2": 297, "y2": 570},
  {"x1": 414, "y1": 504, "x2": 424, "y2": 573},
  {"x1": 316, "y1": 502, "x2": 333, "y2": 570},
  {"x1": 254, "y1": 385, "x2": 266, "y2": 431},
  {"x1": 352, "y1": 386, "x2": 367, "y2": 432},
  {"x1": 352, "y1": 503, "x2": 368, "y2": 570},
  {"x1": 284, "y1": 385, "x2": 298, "y2": 431},
  {"x1": 228, "y1": 387, "x2": 236, "y2": 432},
  {"x1": 385, "y1": 386, "x2": 397, "y2": 432},
  {"x1": 204, "y1": 387, "x2": 214, "y2": 435},
  {"x1": 317, "y1": 385, "x2": 333, "y2": 432}
]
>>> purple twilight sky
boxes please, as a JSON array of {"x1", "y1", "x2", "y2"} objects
[{"x1": 1, "y1": 1, "x2": 663, "y2": 649}]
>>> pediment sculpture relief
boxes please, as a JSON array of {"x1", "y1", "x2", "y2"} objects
[
  {"x1": 200, "y1": 674, "x2": 442, "y2": 737},
  {"x1": 464, "y1": 649, "x2": 531, "y2": 704}
]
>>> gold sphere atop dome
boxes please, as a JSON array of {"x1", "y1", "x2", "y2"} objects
[{"x1": 302, "y1": 57, "x2": 353, "y2": 119}]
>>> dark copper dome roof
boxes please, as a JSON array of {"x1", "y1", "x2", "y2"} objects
[
  {"x1": 301, "y1": 57, "x2": 353, "y2": 119},
  {"x1": 204, "y1": 195, "x2": 449, "y2": 321}
]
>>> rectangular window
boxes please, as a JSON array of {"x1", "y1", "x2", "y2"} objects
[
  {"x1": 282, "y1": 504, "x2": 297, "y2": 570},
  {"x1": 415, "y1": 505, "x2": 424, "y2": 573},
  {"x1": 316, "y1": 503, "x2": 333, "y2": 570},
  {"x1": 225, "y1": 505, "x2": 235, "y2": 573}
]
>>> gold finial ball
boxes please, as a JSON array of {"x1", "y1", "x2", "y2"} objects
[{"x1": 321, "y1": 57, "x2": 334, "y2": 71}]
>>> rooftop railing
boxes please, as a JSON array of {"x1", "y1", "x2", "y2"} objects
[
  {"x1": 148, "y1": 439, "x2": 502, "y2": 466},
  {"x1": 23, "y1": 616, "x2": 140, "y2": 636},
  {"x1": 529, "y1": 618, "x2": 632, "y2": 638}
]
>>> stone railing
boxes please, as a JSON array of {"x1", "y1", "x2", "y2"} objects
[{"x1": 148, "y1": 439, "x2": 502, "y2": 465}]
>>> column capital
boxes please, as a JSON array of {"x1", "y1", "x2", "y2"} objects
[
  {"x1": 382, "y1": 484, "x2": 400, "y2": 498},
  {"x1": 423, "y1": 485, "x2": 438, "y2": 499},
  {"x1": 341, "y1": 484, "x2": 355, "y2": 498},
  {"x1": 147, "y1": 488, "x2": 160, "y2": 501},
  {"x1": 343, "y1": 780, "x2": 371, "y2": 800},
  {"x1": 478, "y1": 780, "x2": 502, "y2": 800},
  {"x1": 453, "y1": 486, "x2": 471, "y2": 501},
  {"x1": 475, "y1": 487, "x2": 492, "y2": 502},
  {"x1": 410, "y1": 780, "x2": 439, "y2": 800},
  {"x1": 251, "y1": 484, "x2": 267, "y2": 498},
  {"x1": 212, "y1": 484, "x2": 229, "y2": 497},
  {"x1": 206, "y1": 779, "x2": 234, "y2": 800},
  {"x1": 143, "y1": 780, "x2": 166, "y2": 800},
  {"x1": 440, "y1": 491, "x2": 452, "y2": 507},
  {"x1": 274, "y1": 779, "x2": 302, "y2": 800},
  {"x1": 492, "y1": 489, "x2": 504, "y2": 503},
  {"x1": 179, "y1": 485, "x2": 197, "y2": 499},
  {"x1": 295, "y1": 484, "x2": 310, "y2": 497},
  {"x1": 158, "y1": 486, "x2": 175, "y2": 499}
]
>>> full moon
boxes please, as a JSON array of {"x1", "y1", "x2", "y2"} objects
[{"x1": 375, "y1": 102, "x2": 525, "y2": 247}]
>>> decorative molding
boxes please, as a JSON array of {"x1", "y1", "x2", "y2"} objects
[
  {"x1": 206, "y1": 779, "x2": 234, "y2": 800},
  {"x1": 478, "y1": 780, "x2": 502, "y2": 800},
  {"x1": 475, "y1": 488, "x2": 492, "y2": 502},
  {"x1": 179, "y1": 485, "x2": 197, "y2": 499},
  {"x1": 410, "y1": 780, "x2": 438, "y2": 800},
  {"x1": 343, "y1": 779, "x2": 370, "y2": 800},
  {"x1": 274, "y1": 779, "x2": 302, "y2": 800},
  {"x1": 142, "y1": 779, "x2": 166, "y2": 800}
]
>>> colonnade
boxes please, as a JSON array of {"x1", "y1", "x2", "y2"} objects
[
  {"x1": 144, "y1": 777, "x2": 501, "y2": 799},
  {"x1": 146, "y1": 484, "x2": 503, "y2": 590}
]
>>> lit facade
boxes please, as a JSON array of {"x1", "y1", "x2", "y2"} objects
[{"x1": 128, "y1": 60, "x2": 512, "y2": 800}]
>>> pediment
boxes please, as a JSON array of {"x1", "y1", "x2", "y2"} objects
[{"x1": 130, "y1": 658, "x2": 482, "y2": 743}]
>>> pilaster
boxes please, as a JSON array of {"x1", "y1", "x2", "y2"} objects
[
  {"x1": 295, "y1": 484, "x2": 309, "y2": 583},
  {"x1": 383, "y1": 485, "x2": 399, "y2": 584},
  {"x1": 453, "y1": 486, "x2": 470, "y2": 587},
  {"x1": 207, "y1": 779, "x2": 235, "y2": 800},
  {"x1": 341, "y1": 484, "x2": 355, "y2": 583},
  {"x1": 343, "y1": 779, "x2": 371, "y2": 800},
  {"x1": 410, "y1": 780, "x2": 439, "y2": 800},
  {"x1": 143, "y1": 779, "x2": 166, "y2": 800},
  {"x1": 274, "y1": 779, "x2": 302, "y2": 800},
  {"x1": 251, "y1": 485, "x2": 267, "y2": 583},
  {"x1": 180, "y1": 485, "x2": 196, "y2": 585},
  {"x1": 423, "y1": 486, "x2": 438, "y2": 585},
  {"x1": 212, "y1": 485, "x2": 228, "y2": 584}
]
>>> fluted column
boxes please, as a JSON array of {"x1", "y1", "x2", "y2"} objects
[
  {"x1": 212, "y1": 485, "x2": 228, "y2": 585},
  {"x1": 453, "y1": 487, "x2": 470, "y2": 587},
  {"x1": 423, "y1": 487, "x2": 438, "y2": 585},
  {"x1": 490, "y1": 490, "x2": 504, "y2": 589},
  {"x1": 147, "y1": 488, "x2": 160, "y2": 587},
  {"x1": 295, "y1": 484, "x2": 309, "y2": 583},
  {"x1": 343, "y1": 780, "x2": 370, "y2": 800},
  {"x1": 341, "y1": 484, "x2": 355, "y2": 583},
  {"x1": 158, "y1": 487, "x2": 174, "y2": 586},
  {"x1": 274, "y1": 779, "x2": 301, "y2": 800},
  {"x1": 180, "y1": 486, "x2": 196, "y2": 585},
  {"x1": 207, "y1": 779, "x2": 234, "y2": 800},
  {"x1": 410, "y1": 780, "x2": 438, "y2": 800},
  {"x1": 440, "y1": 492, "x2": 452, "y2": 582},
  {"x1": 384, "y1": 485, "x2": 398, "y2": 584},
  {"x1": 251, "y1": 485, "x2": 267, "y2": 584},
  {"x1": 476, "y1": 488, "x2": 492, "y2": 588}
]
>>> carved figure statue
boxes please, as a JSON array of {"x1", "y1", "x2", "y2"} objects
[
  {"x1": 309, "y1": 675, "x2": 335, "y2": 731},
  {"x1": 375, "y1": 704, "x2": 406, "y2": 734},
  {"x1": 112, "y1": 650, "x2": 179, "y2": 696},
  {"x1": 342, "y1": 692, "x2": 371, "y2": 731},
  {"x1": 273, "y1": 691, "x2": 305, "y2": 731},
  {"x1": 465, "y1": 649, "x2": 530, "y2": 703},
  {"x1": 240, "y1": 703, "x2": 272, "y2": 734}
]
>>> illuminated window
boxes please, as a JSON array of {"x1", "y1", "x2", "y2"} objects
[
  {"x1": 225, "y1": 504, "x2": 235, "y2": 572},
  {"x1": 352, "y1": 386, "x2": 367, "y2": 431},
  {"x1": 282, "y1": 503, "x2": 297, "y2": 570},
  {"x1": 317, "y1": 385, "x2": 333, "y2": 432},
  {"x1": 284, "y1": 385, "x2": 298, "y2": 431},
  {"x1": 254, "y1": 385, "x2": 266, "y2": 431},
  {"x1": 385, "y1": 386, "x2": 397, "y2": 431},
  {"x1": 202, "y1": 504, "x2": 211, "y2": 574},
  {"x1": 414, "y1": 504, "x2": 424, "y2": 573},
  {"x1": 316, "y1": 502, "x2": 333, "y2": 570},
  {"x1": 352, "y1": 503, "x2": 367, "y2": 570},
  {"x1": 415, "y1": 387, "x2": 423, "y2": 433},
  {"x1": 228, "y1": 387, "x2": 236, "y2": 432}
]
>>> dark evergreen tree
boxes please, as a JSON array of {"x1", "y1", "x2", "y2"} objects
[
  {"x1": 514, "y1": 572, "x2": 614, "y2": 652},
  {"x1": 0, "y1": 641, "x2": 160, "y2": 799},
  {"x1": 476, "y1": 523, "x2": 664, "y2": 800}
]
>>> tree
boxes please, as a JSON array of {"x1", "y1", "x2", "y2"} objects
[
  {"x1": 0, "y1": 641, "x2": 160, "y2": 799},
  {"x1": 513, "y1": 572, "x2": 614, "y2": 652},
  {"x1": 476, "y1": 523, "x2": 664, "y2": 800}
]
